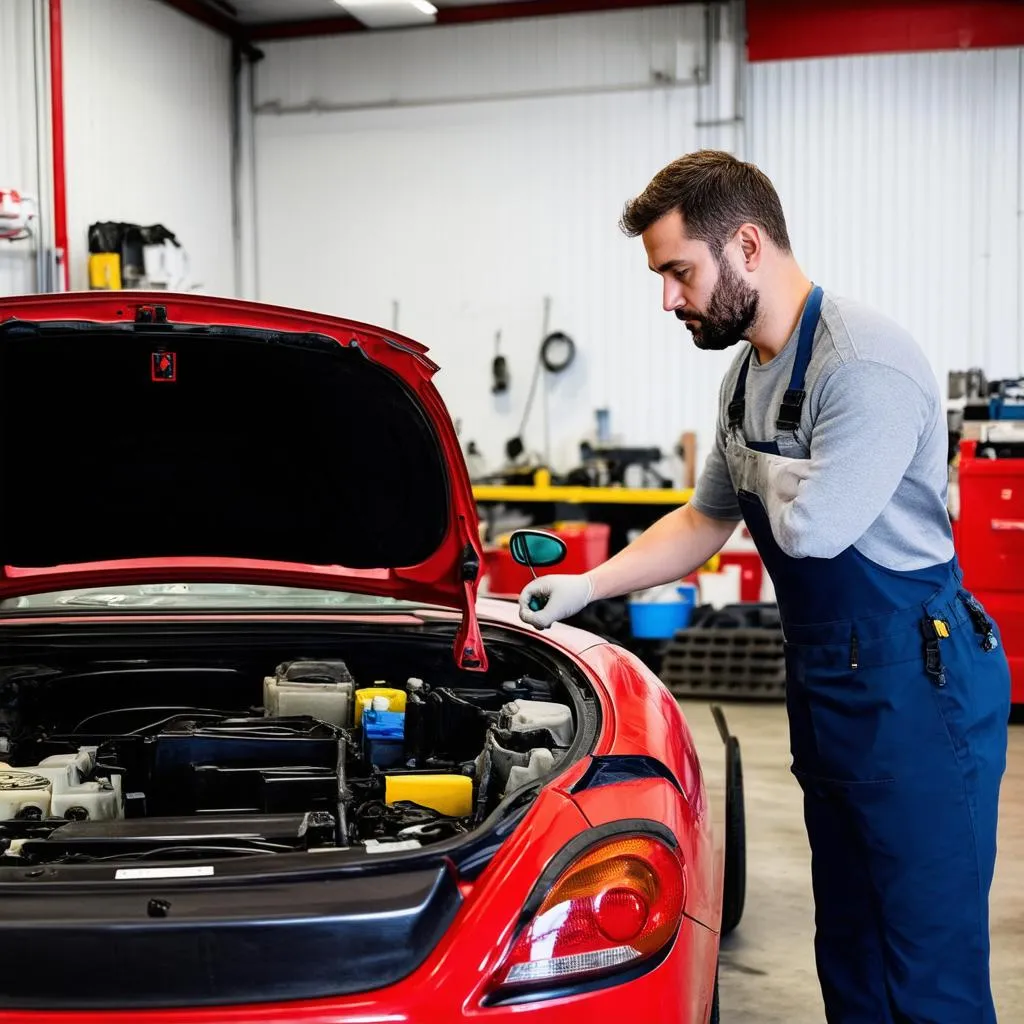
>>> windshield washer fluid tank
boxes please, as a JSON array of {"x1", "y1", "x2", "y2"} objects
[{"x1": 500, "y1": 700, "x2": 574, "y2": 746}]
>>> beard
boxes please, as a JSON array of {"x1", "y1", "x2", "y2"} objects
[{"x1": 675, "y1": 258, "x2": 760, "y2": 351}]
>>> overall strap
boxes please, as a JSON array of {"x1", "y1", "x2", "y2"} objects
[
  {"x1": 776, "y1": 284, "x2": 824, "y2": 432},
  {"x1": 727, "y1": 347, "x2": 754, "y2": 430}
]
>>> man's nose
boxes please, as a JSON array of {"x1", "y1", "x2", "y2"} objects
[{"x1": 663, "y1": 278, "x2": 683, "y2": 313}]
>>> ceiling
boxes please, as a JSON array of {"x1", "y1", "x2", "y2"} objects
[
  {"x1": 228, "y1": 0, "x2": 519, "y2": 21},
  {"x1": 165, "y1": 0, "x2": 688, "y2": 42}
]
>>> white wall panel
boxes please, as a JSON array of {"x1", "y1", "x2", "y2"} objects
[
  {"x1": 253, "y1": 6, "x2": 743, "y2": 476},
  {"x1": 0, "y1": 0, "x2": 43, "y2": 296},
  {"x1": 62, "y1": 0, "x2": 235, "y2": 294},
  {"x1": 255, "y1": 7, "x2": 709, "y2": 111},
  {"x1": 748, "y1": 48, "x2": 1024, "y2": 394}
]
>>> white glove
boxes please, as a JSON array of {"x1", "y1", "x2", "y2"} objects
[{"x1": 518, "y1": 573, "x2": 595, "y2": 630}]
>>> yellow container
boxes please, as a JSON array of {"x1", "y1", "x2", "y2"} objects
[
  {"x1": 354, "y1": 686, "x2": 407, "y2": 726},
  {"x1": 385, "y1": 774, "x2": 473, "y2": 818},
  {"x1": 89, "y1": 252, "x2": 122, "y2": 290}
]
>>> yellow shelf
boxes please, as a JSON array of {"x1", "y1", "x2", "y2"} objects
[
  {"x1": 473, "y1": 467, "x2": 692, "y2": 506},
  {"x1": 473, "y1": 483, "x2": 692, "y2": 506}
]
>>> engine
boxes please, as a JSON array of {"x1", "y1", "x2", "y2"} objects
[{"x1": 0, "y1": 660, "x2": 575, "y2": 865}]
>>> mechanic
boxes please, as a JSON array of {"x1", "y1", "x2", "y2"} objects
[{"x1": 518, "y1": 150, "x2": 1010, "y2": 1024}]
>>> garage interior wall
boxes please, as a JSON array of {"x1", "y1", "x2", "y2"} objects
[
  {"x1": 0, "y1": 0, "x2": 45, "y2": 297},
  {"x1": 61, "y1": 0, "x2": 236, "y2": 295},
  {"x1": 250, "y1": 4, "x2": 745, "y2": 475},
  {"x1": 748, "y1": 46, "x2": 1024, "y2": 399},
  {"x1": 249, "y1": 6, "x2": 1024, "y2": 477}
]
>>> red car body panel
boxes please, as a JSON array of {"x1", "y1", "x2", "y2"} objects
[{"x1": 0, "y1": 295, "x2": 725, "y2": 1022}]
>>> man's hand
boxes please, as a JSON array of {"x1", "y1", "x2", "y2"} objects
[
  {"x1": 516, "y1": 504, "x2": 736, "y2": 630},
  {"x1": 518, "y1": 574, "x2": 594, "y2": 630}
]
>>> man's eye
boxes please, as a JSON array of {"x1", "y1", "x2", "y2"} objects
[{"x1": 675, "y1": 269, "x2": 689, "y2": 283}]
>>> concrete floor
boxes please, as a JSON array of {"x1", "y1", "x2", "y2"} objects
[{"x1": 680, "y1": 700, "x2": 1024, "y2": 1023}]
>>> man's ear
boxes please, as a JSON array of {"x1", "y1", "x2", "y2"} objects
[{"x1": 735, "y1": 223, "x2": 763, "y2": 271}]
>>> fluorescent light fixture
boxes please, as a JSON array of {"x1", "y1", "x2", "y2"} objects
[
  {"x1": 334, "y1": 0, "x2": 438, "y2": 28},
  {"x1": 333, "y1": 0, "x2": 434, "y2": 18}
]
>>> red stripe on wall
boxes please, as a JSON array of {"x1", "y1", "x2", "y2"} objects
[{"x1": 747, "y1": 1, "x2": 1024, "y2": 62}]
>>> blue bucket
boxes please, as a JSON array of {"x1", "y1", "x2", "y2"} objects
[{"x1": 628, "y1": 584, "x2": 697, "y2": 639}]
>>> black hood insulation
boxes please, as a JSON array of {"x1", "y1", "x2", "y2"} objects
[{"x1": 0, "y1": 323, "x2": 449, "y2": 569}]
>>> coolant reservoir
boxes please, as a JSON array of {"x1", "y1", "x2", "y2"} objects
[
  {"x1": 30, "y1": 748, "x2": 123, "y2": 821},
  {"x1": 38, "y1": 747, "x2": 95, "y2": 783},
  {"x1": 500, "y1": 700, "x2": 574, "y2": 746},
  {"x1": 263, "y1": 661, "x2": 354, "y2": 728},
  {"x1": 385, "y1": 774, "x2": 473, "y2": 817},
  {"x1": 0, "y1": 770, "x2": 52, "y2": 820},
  {"x1": 354, "y1": 687, "x2": 407, "y2": 727}
]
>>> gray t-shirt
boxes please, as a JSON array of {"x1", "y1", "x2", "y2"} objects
[{"x1": 690, "y1": 290, "x2": 954, "y2": 571}]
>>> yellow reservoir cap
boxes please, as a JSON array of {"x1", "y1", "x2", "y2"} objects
[
  {"x1": 385, "y1": 774, "x2": 473, "y2": 818},
  {"x1": 354, "y1": 687, "x2": 407, "y2": 726}
]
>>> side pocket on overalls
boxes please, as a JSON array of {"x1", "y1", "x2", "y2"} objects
[{"x1": 928, "y1": 597, "x2": 1010, "y2": 766}]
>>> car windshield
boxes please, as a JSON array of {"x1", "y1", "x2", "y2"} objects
[{"x1": 0, "y1": 583, "x2": 431, "y2": 612}]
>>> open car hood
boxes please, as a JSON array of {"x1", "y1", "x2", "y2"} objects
[{"x1": 0, "y1": 293, "x2": 488, "y2": 670}]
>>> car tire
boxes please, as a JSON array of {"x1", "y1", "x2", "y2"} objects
[{"x1": 721, "y1": 733, "x2": 746, "y2": 936}]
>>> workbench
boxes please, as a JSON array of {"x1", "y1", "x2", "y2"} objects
[{"x1": 473, "y1": 469, "x2": 693, "y2": 554}]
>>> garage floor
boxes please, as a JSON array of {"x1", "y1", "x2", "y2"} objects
[{"x1": 680, "y1": 700, "x2": 1024, "y2": 1023}]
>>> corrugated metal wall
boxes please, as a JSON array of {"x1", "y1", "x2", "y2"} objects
[
  {"x1": 252, "y1": 4, "x2": 744, "y2": 476},
  {"x1": 747, "y1": 47, "x2": 1024, "y2": 390},
  {"x1": 0, "y1": 0, "x2": 43, "y2": 297},
  {"x1": 252, "y1": 13, "x2": 1022, "y2": 471},
  {"x1": 62, "y1": 0, "x2": 236, "y2": 294}
]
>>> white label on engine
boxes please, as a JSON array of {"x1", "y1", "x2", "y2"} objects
[
  {"x1": 364, "y1": 839, "x2": 422, "y2": 854},
  {"x1": 114, "y1": 865, "x2": 215, "y2": 880}
]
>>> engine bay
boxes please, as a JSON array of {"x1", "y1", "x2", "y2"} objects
[{"x1": 0, "y1": 657, "x2": 578, "y2": 866}]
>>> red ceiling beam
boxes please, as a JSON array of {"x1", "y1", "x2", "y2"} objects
[
  {"x1": 248, "y1": 14, "x2": 363, "y2": 40},
  {"x1": 439, "y1": 0, "x2": 689, "y2": 26},
  {"x1": 747, "y1": 1, "x2": 1024, "y2": 62},
  {"x1": 248, "y1": 0, "x2": 696, "y2": 42},
  {"x1": 160, "y1": 0, "x2": 239, "y2": 35},
  {"x1": 159, "y1": 0, "x2": 263, "y2": 55}
]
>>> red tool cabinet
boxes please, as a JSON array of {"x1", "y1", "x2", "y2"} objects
[{"x1": 956, "y1": 439, "x2": 1024, "y2": 706}]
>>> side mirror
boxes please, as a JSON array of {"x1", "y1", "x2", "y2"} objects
[{"x1": 508, "y1": 529, "x2": 567, "y2": 571}]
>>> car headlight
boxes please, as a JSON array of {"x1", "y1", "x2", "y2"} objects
[{"x1": 489, "y1": 830, "x2": 686, "y2": 1000}]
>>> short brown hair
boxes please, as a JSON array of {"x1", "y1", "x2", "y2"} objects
[{"x1": 620, "y1": 150, "x2": 791, "y2": 255}]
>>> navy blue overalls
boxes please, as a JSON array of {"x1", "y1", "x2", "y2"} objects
[{"x1": 724, "y1": 285, "x2": 1011, "y2": 1023}]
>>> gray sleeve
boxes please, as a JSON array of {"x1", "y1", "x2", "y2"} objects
[
  {"x1": 771, "y1": 360, "x2": 929, "y2": 559},
  {"x1": 690, "y1": 377, "x2": 743, "y2": 522}
]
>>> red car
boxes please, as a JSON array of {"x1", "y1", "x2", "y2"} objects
[{"x1": 0, "y1": 293, "x2": 744, "y2": 1023}]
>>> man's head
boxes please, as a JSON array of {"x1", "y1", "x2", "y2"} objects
[{"x1": 620, "y1": 150, "x2": 792, "y2": 350}]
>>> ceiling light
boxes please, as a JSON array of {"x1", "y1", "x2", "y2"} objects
[{"x1": 334, "y1": 0, "x2": 438, "y2": 28}]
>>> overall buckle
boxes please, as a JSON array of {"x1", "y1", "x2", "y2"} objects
[
  {"x1": 920, "y1": 617, "x2": 946, "y2": 686},
  {"x1": 775, "y1": 388, "x2": 806, "y2": 432},
  {"x1": 959, "y1": 593, "x2": 999, "y2": 652}
]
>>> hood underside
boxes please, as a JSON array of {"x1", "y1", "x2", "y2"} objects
[{"x1": 0, "y1": 293, "x2": 487, "y2": 669}]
